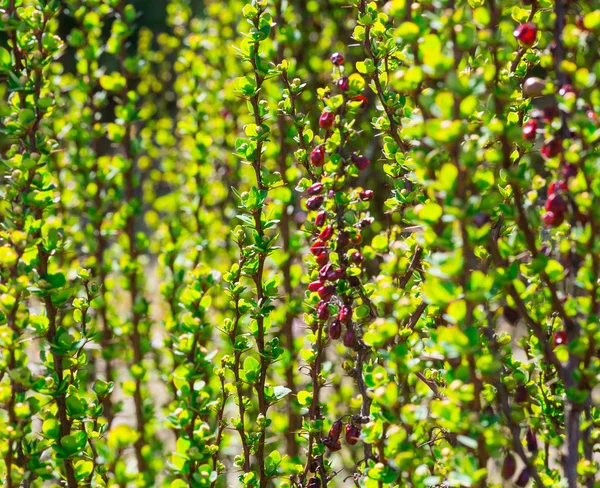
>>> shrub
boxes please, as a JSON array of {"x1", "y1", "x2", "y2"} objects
[{"x1": 1, "y1": 0, "x2": 600, "y2": 487}]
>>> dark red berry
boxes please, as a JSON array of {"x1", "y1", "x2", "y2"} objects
[
  {"x1": 350, "y1": 233, "x2": 362, "y2": 245},
  {"x1": 350, "y1": 251, "x2": 364, "y2": 265},
  {"x1": 514, "y1": 22, "x2": 538, "y2": 47},
  {"x1": 502, "y1": 453, "x2": 517, "y2": 479},
  {"x1": 319, "y1": 264, "x2": 333, "y2": 282},
  {"x1": 345, "y1": 424, "x2": 360, "y2": 445},
  {"x1": 326, "y1": 267, "x2": 344, "y2": 281},
  {"x1": 306, "y1": 195, "x2": 325, "y2": 211},
  {"x1": 553, "y1": 330, "x2": 567, "y2": 347},
  {"x1": 503, "y1": 306, "x2": 520, "y2": 324},
  {"x1": 522, "y1": 119, "x2": 537, "y2": 141},
  {"x1": 307, "y1": 183, "x2": 324, "y2": 195},
  {"x1": 316, "y1": 301, "x2": 330, "y2": 321},
  {"x1": 541, "y1": 138, "x2": 562, "y2": 159},
  {"x1": 338, "y1": 304, "x2": 352, "y2": 324},
  {"x1": 548, "y1": 180, "x2": 568, "y2": 195},
  {"x1": 330, "y1": 52, "x2": 344, "y2": 66},
  {"x1": 343, "y1": 328, "x2": 356, "y2": 347},
  {"x1": 323, "y1": 436, "x2": 341, "y2": 452},
  {"x1": 315, "y1": 210, "x2": 327, "y2": 227},
  {"x1": 329, "y1": 420, "x2": 343, "y2": 439},
  {"x1": 338, "y1": 76, "x2": 349, "y2": 91},
  {"x1": 310, "y1": 145, "x2": 325, "y2": 167},
  {"x1": 337, "y1": 231, "x2": 350, "y2": 248},
  {"x1": 319, "y1": 111, "x2": 335, "y2": 130},
  {"x1": 318, "y1": 285, "x2": 336, "y2": 300},
  {"x1": 351, "y1": 153, "x2": 370, "y2": 171},
  {"x1": 525, "y1": 427, "x2": 538, "y2": 453},
  {"x1": 311, "y1": 240, "x2": 326, "y2": 255},
  {"x1": 329, "y1": 319, "x2": 342, "y2": 339},
  {"x1": 545, "y1": 193, "x2": 567, "y2": 214},
  {"x1": 307, "y1": 478, "x2": 321, "y2": 488},
  {"x1": 353, "y1": 95, "x2": 368, "y2": 107},
  {"x1": 308, "y1": 281, "x2": 323, "y2": 292},
  {"x1": 543, "y1": 211, "x2": 564, "y2": 227},
  {"x1": 515, "y1": 384, "x2": 529, "y2": 404},
  {"x1": 515, "y1": 468, "x2": 530, "y2": 487},
  {"x1": 315, "y1": 252, "x2": 329, "y2": 266},
  {"x1": 319, "y1": 225, "x2": 334, "y2": 241},
  {"x1": 562, "y1": 163, "x2": 577, "y2": 180},
  {"x1": 359, "y1": 189, "x2": 374, "y2": 201},
  {"x1": 576, "y1": 15, "x2": 586, "y2": 30},
  {"x1": 559, "y1": 84, "x2": 575, "y2": 97}
]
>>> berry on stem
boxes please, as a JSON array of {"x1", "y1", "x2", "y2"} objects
[
  {"x1": 319, "y1": 111, "x2": 335, "y2": 130},
  {"x1": 514, "y1": 22, "x2": 538, "y2": 47},
  {"x1": 310, "y1": 145, "x2": 326, "y2": 167},
  {"x1": 522, "y1": 119, "x2": 537, "y2": 141},
  {"x1": 345, "y1": 424, "x2": 360, "y2": 445},
  {"x1": 330, "y1": 52, "x2": 344, "y2": 66},
  {"x1": 338, "y1": 76, "x2": 349, "y2": 91},
  {"x1": 329, "y1": 320, "x2": 342, "y2": 340},
  {"x1": 306, "y1": 195, "x2": 325, "y2": 211},
  {"x1": 502, "y1": 453, "x2": 517, "y2": 479},
  {"x1": 351, "y1": 153, "x2": 370, "y2": 171}
]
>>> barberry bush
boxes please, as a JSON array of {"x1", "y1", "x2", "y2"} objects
[{"x1": 1, "y1": 0, "x2": 600, "y2": 486}]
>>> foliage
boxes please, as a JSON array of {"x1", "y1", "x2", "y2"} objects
[{"x1": 1, "y1": 0, "x2": 600, "y2": 487}]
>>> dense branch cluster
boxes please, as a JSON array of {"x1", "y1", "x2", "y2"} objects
[{"x1": 1, "y1": 0, "x2": 600, "y2": 487}]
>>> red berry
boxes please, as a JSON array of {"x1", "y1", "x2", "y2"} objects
[
  {"x1": 562, "y1": 163, "x2": 577, "y2": 180},
  {"x1": 502, "y1": 454, "x2": 517, "y2": 479},
  {"x1": 545, "y1": 193, "x2": 567, "y2": 214},
  {"x1": 330, "y1": 52, "x2": 344, "y2": 66},
  {"x1": 543, "y1": 211, "x2": 564, "y2": 227},
  {"x1": 319, "y1": 264, "x2": 333, "y2": 282},
  {"x1": 338, "y1": 76, "x2": 349, "y2": 91},
  {"x1": 326, "y1": 267, "x2": 344, "y2": 281},
  {"x1": 329, "y1": 319, "x2": 342, "y2": 340},
  {"x1": 318, "y1": 285, "x2": 336, "y2": 300},
  {"x1": 337, "y1": 231, "x2": 350, "y2": 248},
  {"x1": 345, "y1": 424, "x2": 360, "y2": 445},
  {"x1": 350, "y1": 233, "x2": 362, "y2": 245},
  {"x1": 514, "y1": 22, "x2": 538, "y2": 47},
  {"x1": 310, "y1": 146, "x2": 325, "y2": 167},
  {"x1": 351, "y1": 153, "x2": 370, "y2": 171},
  {"x1": 317, "y1": 300, "x2": 330, "y2": 321},
  {"x1": 311, "y1": 240, "x2": 326, "y2": 255},
  {"x1": 307, "y1": 478, "x2": 321, "y2": 488},
  {"x1": 353, "y1": 95, "x2": 368, "y2": 107},
  {"x1": 558, "y1": 84, "x2": 575, "y2": 97},
  {"x1": 515, "y1": 384, "x2": 529, "y2": 404},
  {"x1": 548, "y1": 180, "x2": 568, "y2": 195},
  {"x1": 315, "y1": 210, "x2": 327, "y2": 227},
  {"x1": 359, "y1": 189, "x2": 374, "y2": 201},
  {"x1": 308, "y1": 281, "x2": 323, "y2": 292},
  {"x1": 315, "y1": 252, "x2": 329, "y2": 266},
  {"x1": 553, "y1": 330, "x2": 567, "y2": 347},
  {"x1": 515, "y1": 468, "x2": 530, "y2": 487},
  {"x1": 307, "y1": 183, "x2": 324, "y2": 195},
  {"x1": 319, "y1": 111, "x2": 335, "y2": 130},
  {"x1": 306, "y1": 195, "x2": 325, "y2": 211},
  {"x1": 319, "y1": 225, "x2": 334, "y2": 241},
  {"x1": 338, "y1": 304, "x2": 352, "y2": 324},
  {"x1": 350, "y1": 251, "x2": 364, "y2": 265},
  {"x1": 343, "y1": 328, "x2": 356, "y2": 347},
  {"x1": 323, "y1": 436, "x2": 341, "y2": 452},
  {"x1": 525, "y1": 427, "x2": 538, "y2": 453},
  {"x1": 541, "y1": 138, "x2": 562, "y2": 159},
  {"x1": 329, "y1": 420, "x2": 343, "y2": 439},
  {"x1": 522, "y1": 119, "x2": 537, "y2": 141}
]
